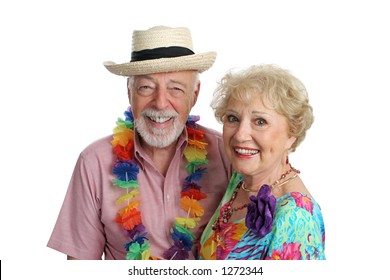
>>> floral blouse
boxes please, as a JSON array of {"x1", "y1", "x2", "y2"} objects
[{"x1": 198, "y1": 172, "x2": 326, "y2": 260}]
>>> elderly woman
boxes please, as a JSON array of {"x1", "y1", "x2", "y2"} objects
[{"x1": 198, "y1": 64, "x2": 325, "y2": 260}]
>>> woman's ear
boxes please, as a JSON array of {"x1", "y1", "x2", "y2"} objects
[{"x1": 285, "y1": 135, "x2": 297, "y2": 150}]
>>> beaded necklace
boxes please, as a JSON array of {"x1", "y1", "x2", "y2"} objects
[
  {"x1": 112, "y1": 107, "x2": 208, "y2": 260},
  {"x1": 241, "y1": 165, "x2": 300, "y2": 192},
  {"x1": 212, "y1": 165, "x2": 300, "y2": 230}
]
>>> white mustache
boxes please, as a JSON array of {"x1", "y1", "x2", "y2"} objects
[{"x1": 141, "y1": 109, "x2": 178, "y2": 119}]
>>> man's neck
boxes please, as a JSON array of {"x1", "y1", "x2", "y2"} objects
[{"x1": 141, "y1": 140, "x2": 178, "y2": 176}]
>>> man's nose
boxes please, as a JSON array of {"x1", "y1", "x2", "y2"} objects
[{"x1": 154, "y1": 88, "x2": 170, "y2": 110}]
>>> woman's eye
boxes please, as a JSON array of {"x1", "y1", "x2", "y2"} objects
[
  {"x1": 255, "y1": 118, "x2": 266, "y2": 126},
  {"x1": 226, "y1": 115, "x2": 238, "y2": 122}
]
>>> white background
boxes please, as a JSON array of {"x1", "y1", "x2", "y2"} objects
[{"x1": 1, "y1": 0, "x2": 389, "y2": 279}]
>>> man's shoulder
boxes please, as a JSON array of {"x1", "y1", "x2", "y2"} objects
[
  {"x1": 194, "y1": 123, "x2": 222, "y2": 138},
  {"x1": 80, "y1": 135, "x2": 113, "y2": 156}
]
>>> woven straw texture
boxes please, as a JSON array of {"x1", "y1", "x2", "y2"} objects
[{"x1": 103, "y1": 26, "x2": 216, "y2": 76}]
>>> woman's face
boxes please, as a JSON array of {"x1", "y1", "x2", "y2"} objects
[{"x1": 222, "y1": 95, "x2": 296, "y2": 177}]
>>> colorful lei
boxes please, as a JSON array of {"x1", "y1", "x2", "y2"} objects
[{"x1": 112, "y1": 107, "x2": 208, "y2": 260}]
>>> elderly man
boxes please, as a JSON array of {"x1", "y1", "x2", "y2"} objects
[{"x1": 47, "y1": 26, "x2": 231, "y2": 260}]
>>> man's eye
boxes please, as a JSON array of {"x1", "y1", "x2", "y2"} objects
[
  {"x1": 137, "y1": 86, "x2": 154, "y2": 96},
  {"x1": 169, "y1": 87, "x2": 185, "y2": 95}
]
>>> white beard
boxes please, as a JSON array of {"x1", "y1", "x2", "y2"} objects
[{"x1": 135, "y1": 109, "x2": 185, "y2": 148}]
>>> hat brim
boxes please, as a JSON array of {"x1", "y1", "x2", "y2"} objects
[{"x1": 103, "y1": 52, "x2": 216, "y2": 76}]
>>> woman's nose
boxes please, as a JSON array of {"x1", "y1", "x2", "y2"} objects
[{"x1": 233, "y1": 120, "x2": 253, "y2": 142}]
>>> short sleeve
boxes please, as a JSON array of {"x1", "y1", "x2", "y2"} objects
[
  {"x1": 266, "y1": 194, "x2": 326, "y2": 260},
  {"x1": 47, "y1": 153, "x2": 105, "y2": 259}
]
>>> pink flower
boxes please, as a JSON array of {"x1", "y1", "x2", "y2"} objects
[
  {"x1": 291, "y1": 192, "x2": 314, "y2": 214},
  {"x1": 266, "y1": 242, "x2": 302, "y2": 260}
]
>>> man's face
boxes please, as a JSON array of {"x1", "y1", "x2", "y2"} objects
[{"x1": 128, "y1": 71, "x2": 200, "y2": 148}]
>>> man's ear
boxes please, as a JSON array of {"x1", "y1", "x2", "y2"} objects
[
  {"x1": 127, "y1": 78, "x2": 132, "y2": 105},
  {"x1": 192, "y1": 80, "x2": 201, "y2": 107},
  {"x1": 127, "y1": 88, "x2": 132, "y2": 105}
]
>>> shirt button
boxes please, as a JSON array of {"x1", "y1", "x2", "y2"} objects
[{"x1": 166, "y1": 194, "x2": 170, "y2": 201}]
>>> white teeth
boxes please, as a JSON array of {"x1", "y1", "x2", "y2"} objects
[
  {"x1": 149, "y1": 116, "x2": 171, "y2": 123},
  {"x1": 235, "y1": 148, "x2": 259, "y2": 155}
]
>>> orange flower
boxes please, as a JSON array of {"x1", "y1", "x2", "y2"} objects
[
  {"x1": 181, "y1": 196, "x2": 204, "y2": 217},
  {"x1": 117, "y1": 208, "x2": 142, "y2": 230},
  {"x1": 181, "y1": 189, "x2": 207, "y2": 200},
  {"x1": 187, "y1": 139, "x2": 208, "y2": 149},
  {"x1": 112, "y1": 128, "x2": 134, "y2": 147},
  {"x1": 118, "y1": 200, "x2": 140, "y2": 215}
]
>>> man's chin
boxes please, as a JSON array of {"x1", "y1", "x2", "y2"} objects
[
  {"x1": 136, "y1": 118, "x2": 185, "y2": 149},
  {"x1": 143, "y1": 136, "x2": 176, "y2": 148},
  {"x1": 139, "y1": 130, "x2": 178, "y2": 148}
]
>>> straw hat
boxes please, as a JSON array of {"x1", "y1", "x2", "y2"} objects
[{"x1": 103, "y1": 26, "x2": 217, "y2": 76}]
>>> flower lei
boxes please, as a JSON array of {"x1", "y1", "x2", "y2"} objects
[{"x1": 112, "y1": 107, "x2": 208, "y2": 260}]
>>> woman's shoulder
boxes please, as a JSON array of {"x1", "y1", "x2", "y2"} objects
[{"x1": 275, "y1": 192, "x2": 323, "y2": 217}]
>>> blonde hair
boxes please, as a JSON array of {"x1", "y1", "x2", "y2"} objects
[{"x1": 211, "y1": 64, "x2": 314, "y2": 152}]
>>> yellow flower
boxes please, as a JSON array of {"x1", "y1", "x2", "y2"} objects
[
  {"x1": 181, "y1": 196, "x2": 204, "y2": 217},
  {"x1": 112, "y1": 125, "x2": 134, "y2": 147},
  {"x1": 115, "y1": 189, "x2": 140, "y2": 205},
  {"x1": 184, "y1": 145, "x2": 207, "y2": 162},
  {"x1": 176, "y1": 217, "x2": 201, "y2": 229}
]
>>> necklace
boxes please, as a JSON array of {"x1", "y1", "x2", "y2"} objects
[
  {"x1": 212, "y1": 165, "x2": 300, "y2": 231},
  {"x1": 112, "y1": 107, "x2": 209, "y2": 260},
  {"x1": 212, "y1": 181, "x2": 247, "y2": 229},
  {"x1": 241, "y1": 164, "x2": 300, "y2": 192}
]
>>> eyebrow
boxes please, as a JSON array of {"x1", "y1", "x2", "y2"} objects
[
  {"x1": 135, "y1": 75, "x2": 189, "y2": 88},
  {"x1": 226, "y1": 109, "x2": 272, "y2": 116},
  {"x1": 168, "y1": 79, "x2": 189, "y2": 89},
  {"x1": 252, "y1": 110, "x2": 272, "y2": 116}
]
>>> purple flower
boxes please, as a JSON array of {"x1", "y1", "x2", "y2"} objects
[
  {"x1": 162, "y1": 241, "x2": 189, "y2": 260},
  {"x1": 182, "y1": 181, "x2": 201, "y2": 192},
  {"x1": 125, "y1": 224, "x2": 146, "y2": 239},
  {"x1": 245, "y1": 184, "x2": 276, "y2": 238},
  {"x1": 186, "y1": 115, "x2": 200, "y2": 128}
]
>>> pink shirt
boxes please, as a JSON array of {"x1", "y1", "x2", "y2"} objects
[{"x1": 47, "y1": 124, "x2": 231, "y2": 259}]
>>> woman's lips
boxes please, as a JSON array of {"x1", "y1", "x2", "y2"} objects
[{"x1": 233, "y1": 146, "x2": 259, "y2": 158}]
